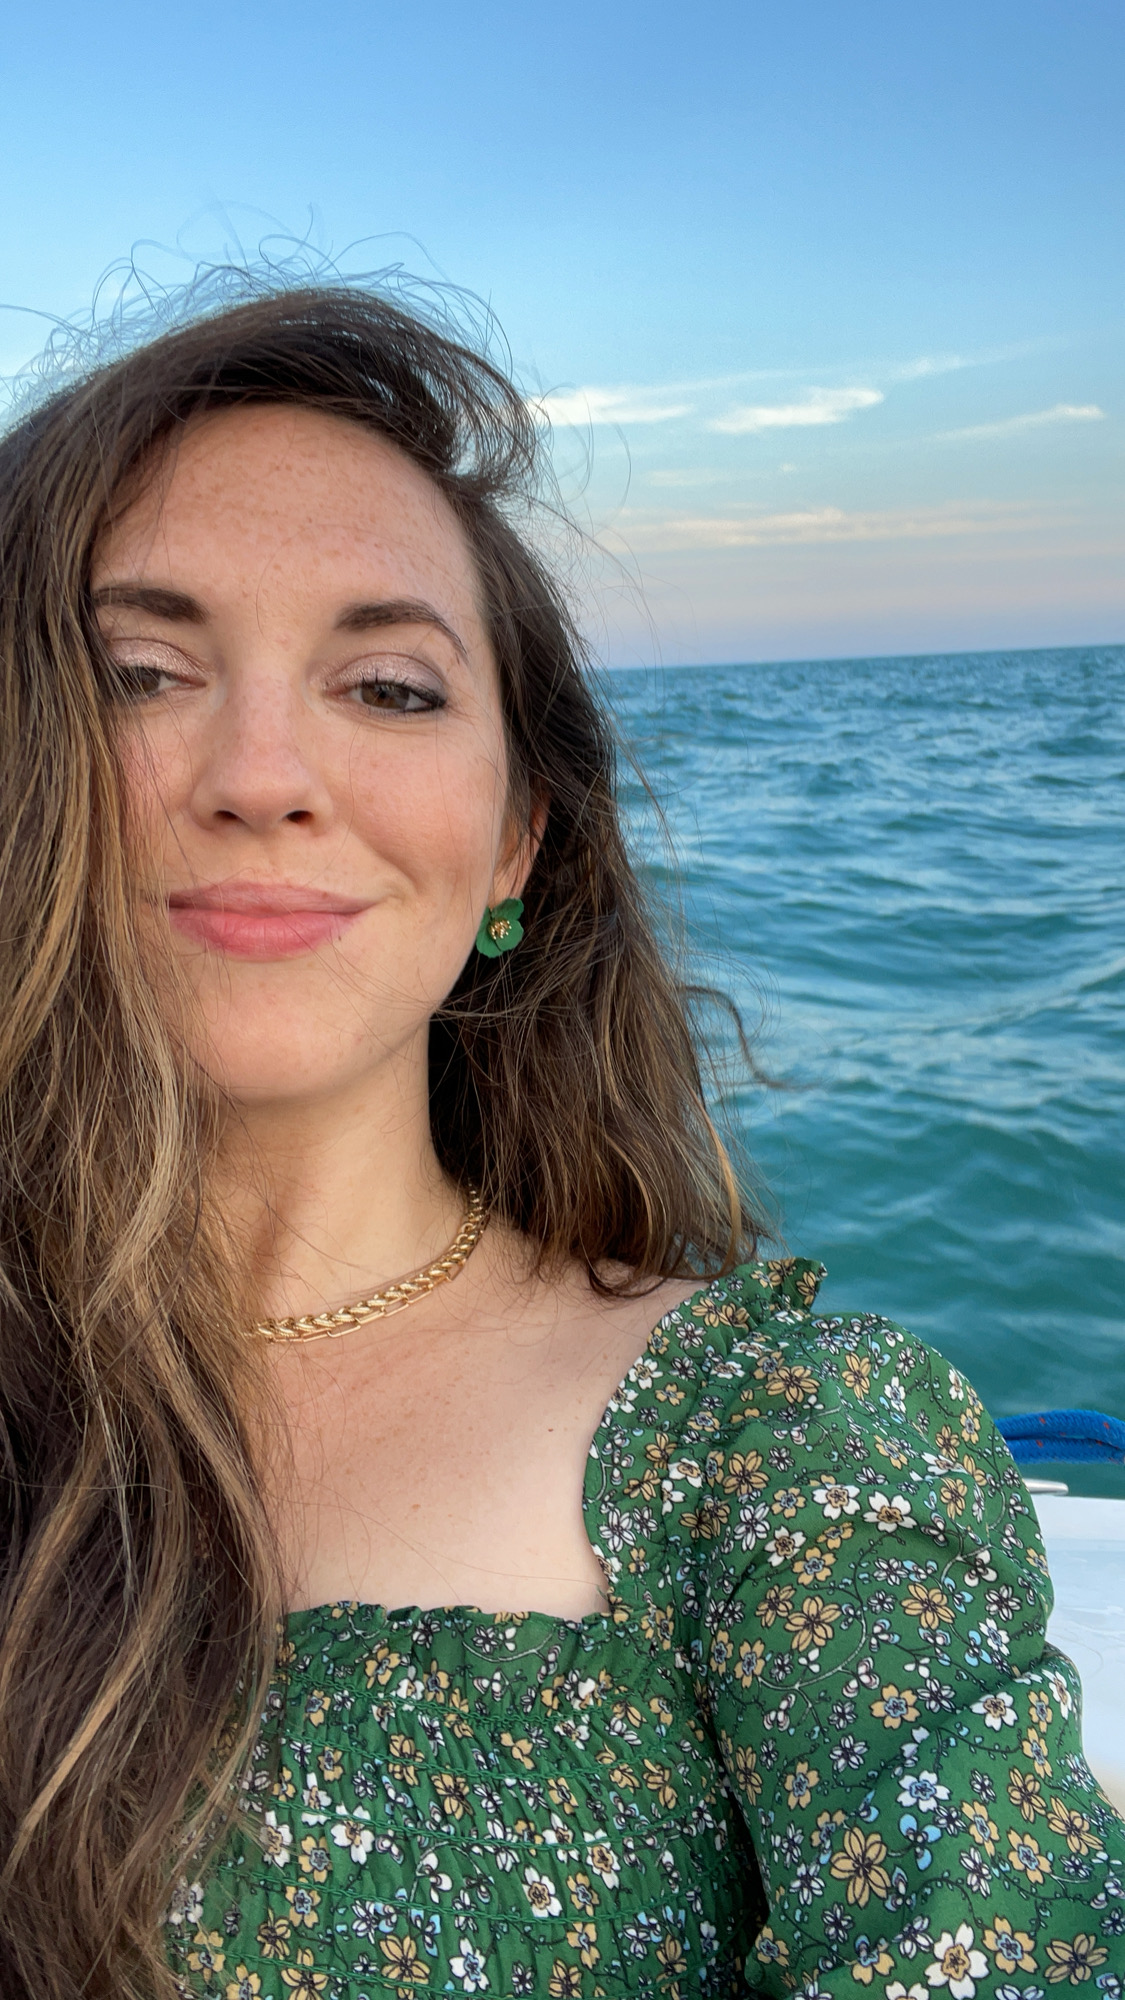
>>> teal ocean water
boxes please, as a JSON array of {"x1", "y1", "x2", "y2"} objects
[{"x1": 607, "y1": 644, "x2": 1125, "y2": 1496}]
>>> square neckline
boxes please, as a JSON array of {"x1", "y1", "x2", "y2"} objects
[{"x1": 283, "y1": 1268, "x2": 729, "y2": 1634}]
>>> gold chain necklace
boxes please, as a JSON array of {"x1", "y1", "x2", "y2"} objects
[{"x1": 250, "y1": 1189, "x2": 487, "y2": 1344}]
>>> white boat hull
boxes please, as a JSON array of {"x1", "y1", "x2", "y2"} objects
[{"x1": 1034, "y1": 1494, "x2": 1125, "y2": 1813}]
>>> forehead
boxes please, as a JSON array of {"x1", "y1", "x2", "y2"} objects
[{"x1": 96, "y1": 404, "x2": 486, "y2": 623}]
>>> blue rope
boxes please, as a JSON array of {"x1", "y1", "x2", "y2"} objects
[{"x1": 995, "y1": 1408, "x2": 1125, "y2": 1465}]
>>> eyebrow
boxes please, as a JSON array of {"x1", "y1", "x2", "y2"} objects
[
  {"x1": 91, "y1": 583, "x2": 207, "y2": 623},
  {"x1": 90, "y1": 586, "x2": 469, "y2": 662},
  {"x1": 334, "y1": 598, "x2": 469, "y2": 662}
]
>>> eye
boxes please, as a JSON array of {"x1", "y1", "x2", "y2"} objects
[
  {"x1": 103, "y1": 639, "x2": 199, "y2": 703},
  {"x1": 351, "y1": 678, "x2": 444, "y2": 713},
  {"x1": 339, "y1": 658, "x2": 446, "y2": 714}
]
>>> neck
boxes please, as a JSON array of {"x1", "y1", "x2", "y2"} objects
[{"x1": 214, "y1": 1049, "x2": 467, "y2": 1323}]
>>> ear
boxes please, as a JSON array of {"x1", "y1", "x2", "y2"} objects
[{"x1": 491, "y1": 794, "x2": 548, "y2": 903}]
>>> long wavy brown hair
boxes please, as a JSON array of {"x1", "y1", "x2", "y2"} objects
[{"x1": 0, "y1": 280, "x2": 763, "y2": 1999}]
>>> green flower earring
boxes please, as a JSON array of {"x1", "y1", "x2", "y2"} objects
[{"x1": 475, "y1": 898, "x2": 524, "y2": 957}]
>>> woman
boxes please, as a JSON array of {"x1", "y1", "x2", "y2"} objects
[{"x1": 0, "y1": 285, "x2": 1119, "y2": 2000}]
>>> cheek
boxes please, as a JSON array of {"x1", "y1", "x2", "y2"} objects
[
  {"x1": 347, "y1": 733, "x2": 510, "y2": 895},
  {"x1": 115, "y1": 715, "x2": 191, "y2": 841}
]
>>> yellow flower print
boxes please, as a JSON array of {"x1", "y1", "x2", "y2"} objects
[
  {"x1": 378, "y1": 1933, "x2": 428, "y2": 1985},
  {"x1": 446, "y1": 1687, "x2": 474, "y2": 1738},
  {"x1": 639, "y1": 1603, "x2": 675, "y2": 1649},
  {"x1": 317, "y1": 1747, "x2": 343, "y2": 1783},
  {"x1": 644, "y1": 1433, "x2": 675, "y2": 1471},
  {"x1": 1008, "y1": 1767, "x2": 1046, "y2": 1821},
  {"x1": 567, "y1": 1870, "x2": 600, "y2": 1914},
  {"x1": 960, "y1": 1404, "x2": 981, "y2": 1443},
  {"x1": 961, "y1": 1800, "x2": 998, "y2": 1853},
  {"x1": 754, "y1": 1926, "x2": 790, "y2": 1966},
  {"x1": 298, "y1": 1835, "x2": 331, "y2": 1882},
  {"x1": 388, "y1": 1734, "x2": 420, "y2": 1784},
  {"x1": 735, "y1": 1638, "x2": 766, "y2": 1685},
  {"x1": 657, "y1": 1933, "x2": 689, "y2": 1979},
  {"x1": 730, "y1": 1741, "x2": 762, "y2": 1802},
  {"x1": 1008, "y1": 1829, "x2": 1051, "y2": 1884},
  {"x1": 1022, "y1": 1728, "x2": 1053, "y2": 1779},
  {"x1": 682, "y1": 1495, "x2": 730, "y2": 1540},
  {"x1": 692, "y1": 1297, "x2": 750, "y2": 1328},
  {"x1": 433, "y1": 1772, "x2": 470, "y2": 1819},
  {"x1": 722, "y1": 1450, "x2": 768, "y2": 1497},
  {"x1": 756, "y1": 1583, "x2": 795, "y2": 1626},
  {"x1": 871, "y1": 1683, "x2": 919, "y2": 1728},
  {"x1": 225, "y1": 1969, "x2": 262, "y2": 2000},
  {"x1": 1044, "y1": 1934, "x2": 1108, "y2": 1984},
  {"x1": 188, "y1": 1931, "x2": 226, "y2": 1983},
  {"x1": 279, "y1": 1972, "x2": 328, "y2": 1999},
  {"x1": 283, "y1": 1885, "x2": 321, "y2": 1929},
  {"x1": 643, "y1": 1758, "x2": 678, "y2": 1809},
  {"x1": 901, "y1": 1582, "x2": 954, "y2": 1629},
  {"x1": 850, "y1": 1941, "x2": 894, "y2": 1984},
  {"x1": 303, "y1": 1689, "x2": 331, "y2": 1726},
  {"x1": 547, "y1": 1961, "x2": 583, "y2": 1999},
  {"x1": 609, "y1": 1761, "x2": 640, "y2": 1790},
  {"x1": 548, "y1": 1777, "x2": 579, "y2": 1815},
  {"x1": 364, "y1": 1644, "x2": 404, "y2": 1688},
  {"x1": 500, "y1": 1731, "x2": 534, "y2": 1768},
  {"x1": 1046, "y1": 1798, "x2": 1099, "y2": 1854},
  {"x1": 934, "y1": 1423, "x2": 959, "y2": 1460},
  {"x1": 842, "y1": 1352, "x2": 872, "y2": 1399},
  {"x1": 771, "y1": 1485, "x2": 805, "y2": 1518},
  {"x1": 794, "y1": 1542, "x2": 836, "y2": 1588},
  {"x1": 421, "y1": 1660, "x2": 450, "y2": 1702},
  {"x1": 624, "y1": 1468, "x2": 661, "y2": 1501},
  {"x1": 273, "y1": 1765, "x2": 297, "y2": 1802},
  {"x1": 256, "y1": 1916, "x2": 292, "y2": 1961},
  {"x1": 829, "y1": 1826, "x2": 893, "y2": 1907},
  {"x1": 566, "y1": 1920, "x2": 600, "y2": 1966},
  {"x1": 783, "y1": 1760, "x2": 820, "y2": 1809},
  {"x1": 1027, "y1": 1688, "x2": 1053, "y2": 1728},
  {"x1": 764, "y1": 1362, "x2": 819, "y2": 1405},
  {"x1": 784, "y1": 1594, "x2": 840, "y2": 1651},
  {"x1": 985, "y1": 1921, "x2": 1037, "y2": 1974},
  {"x1": 873, "y1": 1435, "x2": 911, "y2": 1471},
  {"x1": 649, "y1": 1693, "x2": 674, "y2": 1727},
  {"x1": 939, "y1": 1475, "x2": 968, "y2": 1517}
]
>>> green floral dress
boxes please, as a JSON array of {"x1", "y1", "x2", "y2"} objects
[{"x1": 167, "y1": 1261, "x2": 1125, "y2": 2000}]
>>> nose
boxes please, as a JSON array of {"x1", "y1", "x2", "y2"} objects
[{"x1": 186, "y1": 671, "x2": 333, "y2": 834}]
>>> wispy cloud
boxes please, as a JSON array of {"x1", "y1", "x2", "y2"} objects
[
  {"x1": 605, "y1": 499, "x2": 1041, "y2": 553},
  {"x1": 894, "y1": 353, "x2": 972, "y2": 381},
  {"x1": 941, "y1": 403, "x2": 1106, "y2": 442},
  {"x1": 708, "y1": 387, "x2": 883, "y2": 435},
  {"x1": 530, "y1": 385, "x2": 693, "y2": 427}
]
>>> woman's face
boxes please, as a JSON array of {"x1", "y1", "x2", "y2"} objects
[{"x1": 93, "y1": 404, "x2": 533, "y2": 1108}]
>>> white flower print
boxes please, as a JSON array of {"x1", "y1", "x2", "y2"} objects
[
  {"x1": 259, "y1": 1811, "x2": 293, "y2": 1864},
  {"x1": 813, "y1": 1481, "x2": 860, "y2": 1519},
  {"x1": 970, "y1": 1690, "x2": 1016, "y2": 1728},
  {"x1": 583, "y1": 1833, "x2": 621, "y2": 1888},
  {"x1": 521, "y1": 1865, "x2": 562, "y2": 1917},
  {"x1": 925, "y1": 1925, "x2": 987, "y2": 1999},
  {"x1": 332, "y1": 1817, "x2": 375, "y2": 1863},
  {"x1": 766, "y1": 1527, "x2": 806, "y2": 1566},
  {"x1": 863, "y1": 1490, "x2": 916, "y2": 1533},
  {"x1": 450, "y1": 1945, "x2": 490, "y2": 1991}
]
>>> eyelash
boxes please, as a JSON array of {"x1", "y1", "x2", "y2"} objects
[
  {"x1": 339, "y1": 672, "x2": 447, "y2": 715},
  {"x1": 105, "y1": 645, "x2": 448, "y2": 715}
]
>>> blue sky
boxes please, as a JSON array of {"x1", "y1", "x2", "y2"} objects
[{"x1": 0, "y1": 0, "x2": 1120, "y2": 663}]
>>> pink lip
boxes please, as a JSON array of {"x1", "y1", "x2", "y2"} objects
[{"x1": 166, "y1": 882, "x2": 370, "y2": 960}]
